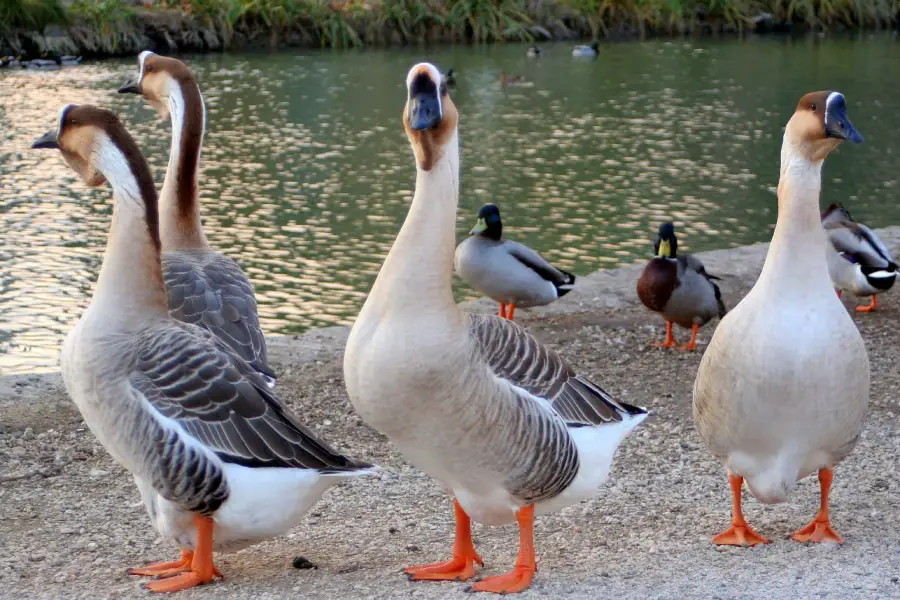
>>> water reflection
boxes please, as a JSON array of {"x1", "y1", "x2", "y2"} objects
[{"x1": 2, "y1": 36, "x2": 898, "y2": 374}]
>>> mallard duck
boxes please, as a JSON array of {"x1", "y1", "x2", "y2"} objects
[
  {"x1": 454, "y1": 203, "x2": 575, "y2": 320},
  {"x1": 572, "y1": 41, "x2": 599, "y2": 57},
  {"x1": 822, "y1": 202, "x2": 897, "y2": 312},
  {"x1": 443, "y1": 67, "x2": 456, "y2": 87},
  {"x1": 58, "y1": 55, "x2": 82, "y2": 66},
  {"x1": 636, "y1": 222, "x2": 726, "y2": 351},
  {"x1": 526, "y1": 45, "x2": 542, "y2": 57},
  {"x1": 344, "y1": 62, "x2": 647, "y2": 595},
  {"x1": 25, "y1": 58, "x2": 59, "y2": 70},
  {"x1": 119, "y1": 51, "x2": 276, "y2": 387},
  {"x1": 0, "y1": 56, "x2": 23, "y2": 68},
  {"x1": 499, "y1": 69, "x2": 529, "y2": 87},
  {"x1": 32, "y1": 104, "x2": 374, "y2": 593},
  {"x1": 693, "y1": 92, "x2": 868, "y2": 547}
]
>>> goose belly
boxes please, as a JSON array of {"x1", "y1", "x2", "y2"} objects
[
  {"x1": 137, "y1": 464, "x2": 338, "y2": 552},
  {"x1": 694, "y1": 294, "x2": 869, "y2": 503}
]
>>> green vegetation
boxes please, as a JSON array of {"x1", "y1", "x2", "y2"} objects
[{"x1": 2, "y1": 0, "x2": 899, "y2": 57}]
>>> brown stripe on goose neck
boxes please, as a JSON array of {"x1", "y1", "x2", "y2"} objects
[
  {"x1": 68, "y1": 106, "x2": 161, "y2": 252},
  {"x1": 170, "y1": 72, "x2": 204, "y2": 219}
]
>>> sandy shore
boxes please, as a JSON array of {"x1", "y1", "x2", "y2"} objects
[{"x1": 2, "y1": 229, "x2": 900, "y2": 600}]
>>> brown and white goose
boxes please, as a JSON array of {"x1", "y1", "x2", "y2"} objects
[
  {"x1": 33, "y1": 105, "x2": 374, "y2": 593},
  {"x1": 119, "y1": 51, "x2": 275, "y2": 387},
  {"x1": 693, "y1": 92, "x2": 868, "y2": 546},
  {"x1": 344, "y1": 63, "x2": 647, "y2": 595}
]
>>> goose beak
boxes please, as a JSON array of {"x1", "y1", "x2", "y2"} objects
[
  {"x1": 407, "y1": 88, "x2": 442, "y2": 131},
  {"x1": 118, "y1": 77, "x2": 140, "y2": 94},
  {"x1": 31, "y1": 130, "x2": 59, "y2": 150},
  {"x1": 824, "y1": 93, "x2": 863, "y2": 143},
  {"x1": 470, "y1": 218, "x2": 487, "y2": 235}
]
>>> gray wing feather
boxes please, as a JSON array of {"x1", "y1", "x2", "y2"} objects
[
  {"x1": 503, "y1": 241, "x2": 571, "y2": 284},
  {"x1": 826, "y1": 221, "x2": 894, "y2": 269},
  {"x1": 130, "y1": 323, "x2": 370, "y2": 475},
  {"x1": 162, "y1": 250, "x2": 274, "y2": 381},
  {"x1": 466, "y1": 314, "x2": 645, "y2": 503}
]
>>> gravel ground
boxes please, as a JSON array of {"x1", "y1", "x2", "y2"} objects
[{"x1": 2, "y1": 231, "x2": 900, "y2": 600}]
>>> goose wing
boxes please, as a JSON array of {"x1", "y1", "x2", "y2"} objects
[
  {"x1": 502, "y1": 241, "x2": 575, "y2": 285},
  {"x1": 130, "y1": 322, "x2": 368, "y2": 473},
  {"x1": 162, "y1": 251, "x2": 274, "y2": 383},
  {"x1": 466, "y1": 313, "x2": 644, "y2": 427}
]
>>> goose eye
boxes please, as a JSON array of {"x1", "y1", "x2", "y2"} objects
[
  {"x1": 810, "y1": 103, "x2": 817, "y2": 112},
  {"x1": 145, "y1": 65, "x2": 153, "y2": 73}
]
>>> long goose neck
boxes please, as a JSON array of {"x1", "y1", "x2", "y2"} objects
[
  {"x1": 371, "y1": 132, "x2": 460, "y2": 314},
  {"x1": 93, "y1": 137, "x2": 168, "y2": 318},
  {"x1": 759, "y1": 137, "x2": 829, "y2": 287},
  {"x1": 159, "y1": 78, "x2": 208, "y2": 251}
]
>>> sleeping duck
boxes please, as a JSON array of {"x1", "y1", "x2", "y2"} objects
[
  {"x1": 455, "y1": 203, "x2": 575, "y2": 320},
  {"x1": 822, "y1": 202, "x2": 897, "y2": 312},
  {"x1": 572, "y1": 42, "x2": 600, "y2": 57},
  {"x1": 527, "y1": 45, "x2": 542, "y2": 57},
  {"x1": 636, "y1": 222, "x2": 726, "y2": 351}
]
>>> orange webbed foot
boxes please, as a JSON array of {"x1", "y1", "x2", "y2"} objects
[
  {"x1": 791, "y1": 519, "x2": 843, "y2": 544},
  {"x1": 712, "y1": 524, "x2": 770, "y2": 546},
  {"x1": 143, "y1": 570, "x2": 217, "y2": 593},
  {"x1": 405, "y1": 553, "x2": 483, "y2": 582},
  {"x1": 677, "y1": 340, "x2": 697, "y2": 351},
  {"x1": 856, "y1": 296, "x2": 877, "y2": 312},
  {"x1": 128, "y1": 551, "x2": 194, "y2": 577},
  {"x1": 650, "y1": 340, "x2": 678, "y2": 348},
  {"x1": 466, "y1": 565, "x2": 535, "y2": 594}
]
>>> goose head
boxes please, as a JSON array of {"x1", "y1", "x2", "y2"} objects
[
  {"x1": 119, "y1": 50, "x2": 196, "y2": 119},
  {"x1": 470, "y1": 203, "x2": 503, "y2": 240},
  {"x1": 654, "y1": 222, "x2": 677, "y2": 258},
  {"x1": 403, "y1": 62, "x2": 458, "y2": 171},
  {"x1": 785, "y1": 91, "x2": 863, "y2": 162},
  {"x1": 30, "y1": 104, "x2": 128, "y2": 187}
]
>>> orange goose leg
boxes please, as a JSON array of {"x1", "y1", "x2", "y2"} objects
[
  {"x1": 498, "y1": 303, "x2": 507, "y2": 318},
  {"x1": 791, "y1": 469, "x2": 843, "y2": 543},
  {"x1": 712, "y1": 474, "x2": 770, "y2": 546},
  {"x1": 856, "y1": 295, "x2": 877, "y2": 313},
  {"x1": 405, "y1": 499, "x2": 483, "y2": 581},
  {"x1": 140, "y1": 515, "x2": 221, "y2": 592},
  {"x1": 506, "y1": 304, "x2": 517, "y2": 320},
  {"x1": 467, "y1": 505, "x2": 536, "y2": 594},
  {"x1": 678, "y1": 324, "x2": 700, "y2": 351},
  {"x1": 650, "y1": 321, "x2": 677, "y2": 348}
]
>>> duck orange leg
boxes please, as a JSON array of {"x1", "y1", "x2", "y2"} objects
[
  {"x1": 712, "y1": 474, "x2": 770, "y2": 546},
  {"x1": 129, "y1": 550, "x2": 194, "y2": 577},
  {"x1": 405, "y1": 499, "x2": 483, "y2": 581},
  {"x1": 467, "y1": 505, "x2": 536, "y2": 594},
  {"x1": 792, "y1": 469, "x2": 843, "y2": 543},
  {"x1": 678, "y1": 324, "x2": 699, "y2": 351},
  {"x1": 856, "y1": 295, "x2": 877, "y2": 313},
  {"x1": 650, "y1": 321, "x2": 677, "y2": 348},
  {"x1": 142, "y1": 515, "x2": 221, "y2": 593}
]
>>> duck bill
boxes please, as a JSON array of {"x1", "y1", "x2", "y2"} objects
[
  {"x1": 825, "y1": 95, "x2": 863, "y2": 143},
  {"x1": 657, "y1": 239, "x2": 672, "y2": 258},
  {"x1": 470, "y1": 217, "x2": 488, "y2": 235},
  {"x1": 118, "y1": 77, "x2": 140, "y2": 94},
  {"x1": 31, "y1": 129, "x2": 59, "y2": 150},
  {"x1": 407, "y1": 91, "x2": 442, "y2": 131}
]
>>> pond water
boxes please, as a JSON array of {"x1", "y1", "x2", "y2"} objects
[{"x1": 2, "y1": 35, "x2": 899, "y2": 374}]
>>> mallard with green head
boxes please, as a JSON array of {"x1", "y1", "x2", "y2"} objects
[{"x1": 636, "y1": 222, "x2": 726, "y2": 351}]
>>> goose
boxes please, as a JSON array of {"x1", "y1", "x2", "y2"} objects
[
  {"x1": 822, "y1": 202, "x2": 897, "y2": 312},
  {"x1": 636, "y1": 222, "x2": 726, "y2": 351},
  {"x1": 344, "y1": 62, "x2": 647, "y2": 595},
  {"x1": 454, "y1": 203, "x2": 576, "y2": 320},
  {"x1": 526, "y1": 45, "x2": 542, "y2": 57},
  {"x1": 119, "y1": 51, "x2": 276, "y2": 387},
  {"x1": 32, "y1": 104, "x2": 375, "y2": 592},
  {"x1": 572, "y1": 42, "x2": 599, "y2": 57},
  {"x1": 499, "y1": 69, "x2": 529, "y2": 87},
  {"x1": 693, "y1": 91, "x2": 868, "y2": 547},
  {"x1": 443, "y1": 67, "x2": 456, "y2": 87}
]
